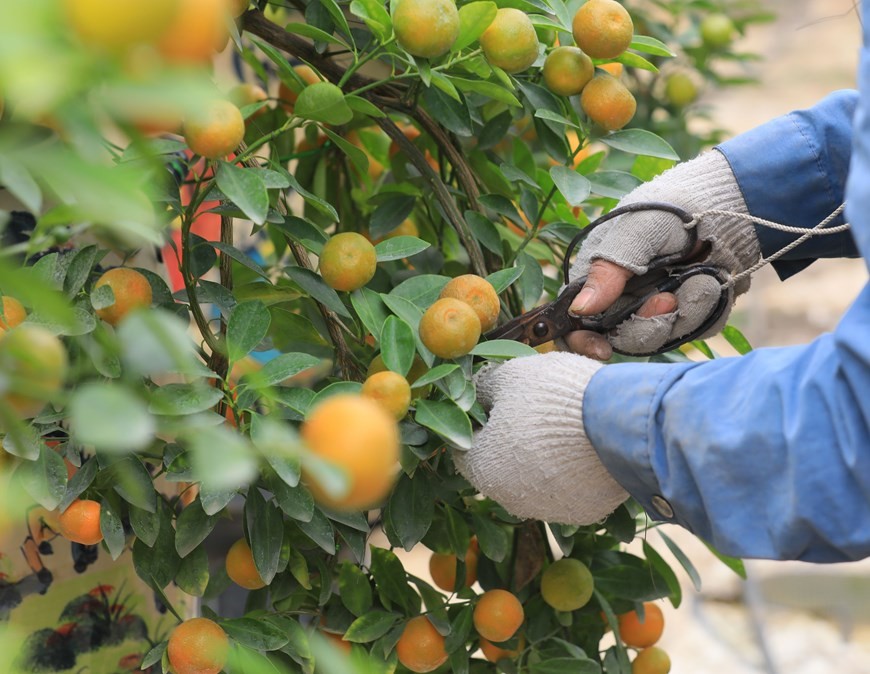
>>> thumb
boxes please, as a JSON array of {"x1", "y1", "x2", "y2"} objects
[
  {"x1": 472, "y1": 362, "x2": 504, "y2": 412},
  {"x1": 569, "y1": 259, "x2": 633, "y2": 316}
]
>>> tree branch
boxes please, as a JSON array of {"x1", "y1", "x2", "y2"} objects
[{"x1": 242, "y1": 9, "x2": 490, "y2": 277}]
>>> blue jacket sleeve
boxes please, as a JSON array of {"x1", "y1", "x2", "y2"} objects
[
  {"x1": 585, "y1": 292, "x2": 870, "y2": 563},
  {"x1": 582, "y1": 23, "x2": 870, "y2": 562},
  {"x1": 717, "y1": 90, "x2": 859, "y2": 280}
]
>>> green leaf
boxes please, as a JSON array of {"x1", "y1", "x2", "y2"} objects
[
  {"x1": 422, "y1": 85, "x2": 472, "y2": 137},
  {"x1": 63, "y1": 245, "x2": 100, "y2": 297},
  {"x1": 374, "y1": 236, "x2": 430, "y2": 262},
  {"x1": 450, "y1": 76, "x2": 521, "y2": 108},
  {"x1": 149, "y1": 384, "x2": 224, "y2": 416},
  {"x1": 297, "y1": 507, "x2": 337, "y2": 554},
  {"x1": 200, "y1": 484, "x2": 237, "y2": 516},
  {"x1": 499, "y1": 164, "x2": 540, "y2": 189},
  {"x1": 107, "y1": 457, "x2": 158, "y2": 512},
  {"x1": 588, "y1": 170, "x2": 642, "y2": 199},
  {"x1": 690, "y1": 339, "x2": 715, "y2": 359},
  {"x1": 140, "y1": 641, "x2": 167, "y2": 670},
  {"x1": 345, "y1": 95, "x2": 387, "y2": 118},
  {"x1": 390, "y1": 275, "x2": 450, "y2": 308},
  {"x1": 411, "y1": 579, "x2": 450, "y2": 634},
  {"x1": 486, "y1": 266, "x2": 524, "y2": 294},
  {"x1": 642, "y1": 540, "x2": 682, "y2": 608},
  {"x1": 285, "y1": 266, "x2": 352, "y2": 318},
  {"x1": 132, "y1": 501, "x2": 181, "y2": 590},
  {"x1": 175, "y1": 498, "x2": 218, "y2": 558},
  {"x1": 277, "y1": 215, "x2": 329, "y2": 246},
  {"x1": 444, "y1": 505, "x2": 471, "y2": 558},
  {"x1": 431, "y1": 72, "x2": 461, "y2": 101},
  {"x1": 386, "y1": 472, "x2": 434, "y2": 551},
  {"x1": 516, "y1": 252, "x2": 544, "y2": 310},
  {"x1": 344, "y1": 611, "x2": 400, "y2": 643},
  {"x1": 349, "y1": 0, "x2": 391, "y2": 41},
  {"x1": 251, "y1": 352, "x2": 321, "y2": 389},
  {"x1": 70, "y1": 382, "x2": 154, "y2": 453},
  {"x1": 339, "y1": 562, "x2": 373, "y2": 617},
  {"x1": 596, "y1": 590, "x2": 632, "y2": 671},
  {"x1": 222, "y1": 617, "x2": 290, "y2": 651},
  {"x1": 629, "y1": 35, "x2": 675, "y2": 57},
  {"x1": 227, "y1": 300, "x2": 271, "y2": 362},
  {"x1": 59, "y1": 457, "x2": 98, "y2": 512},
  {"x1": 593, "y1": 561, "x2": 669, "y2": 601},
  {"x1": 369, "y1": 194, "x2": 416, "y2": 240},
  {"x1": 599, "y1": 129, "x2": 679, "y2": 161},
  {"x1": 216, "y1": 161, "x2": 269, "y2": 225},
  {"x1": 722, "y1": 324, "x2": 753, "y2": 355},
  {"x1": 414, "y1": 400, "x2": 473, "y2": 450},
  {"x1": 529, "y1": 657, "x2": 600, "y2": 674},
  {"x1": 246, "y1": 487, "x2": 284, "y2": 584},
  {"x1": 118, "y1": 310, "x2": 213, "y2": 378},
  {"x1": 265, "y1": 469, "x2": 314, "y2": 522},
  {"x1": 2, "y1": 425, "x2": 42, "y2": 462},
  {"x1": 99, "y1": 496, "x2": 126, "y2": 560},
  {"x1": 454, "y1": 1, "x2": 497, "y2": 51},
  {"x1": 704, "y1": 541, "x2": 747, "y2": 579},
  {"x1": 535, "y1": 108, "x2": 579, "y2": 129},
  {"x1": 281, "y1": 22, "x2": 349, "y2": 47},
  {"x1": 470, "y1": 513, "x2": 509, "y2": 563},
  {"x1": 251, "y1": 415, "x2": 303, "y2": 487},
  {"x1": 316, "y1": 0, "x2": 352, "y2": 38},
  {"x1": 549, "y1": 166, "x2": 592, "y2": 207},
  {"x1": 471, "y1": 340, "x2": 537, "y2": 359},
  {"x1": 295, "y1": 82, "x2": 353, "y2": 125},
  {"x1": 444, "y1": 605, "x2": 473, "y2": 653},
  {"x1": 0, "y1": 156, "x2": 41, "y2": 212},
  {"x1": 175, "y1": 545, "x2": 210, "y2": 596},
  {"x1": 614, "y1": 50, "x2": 658, "y2": 72},
  {"x1": 380, "y1": 293, "x2": 434, "y2": 366},
  {"x1": 658, "y1": 530, "x2": 702, "y2": 592},
  {"x1": 324, "y1": 128, "x2": 369, "y2": 176},
  {"x1": 189, "y1": 425, "x2": 258, "y2": 494},
  {"x1": 129, "y1": 503, "x2": 160, "y2": 547},
  {"x1": 466, "y1": 210, "x2": 503, "y2": 255},
  {"x1": 369, "y1": 546, "x2": 419, "y2": 615},
  {"x1": 410, "y1": 363, "x2": 458, "y2": 389},
  {"x1": 380, "y1": 316, "x2": 416, "y2": 377},
  {"x1": 351, "y1": 287, "x2": 389, "y2": 343},
  {"x1": 287, "y1": 173, "x2": 339, "y2": 221},
  {"x1": 211, "y1": 242, "x2": 269, "y2": 279}
]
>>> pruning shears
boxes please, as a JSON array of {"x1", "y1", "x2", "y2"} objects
[{"x1": 484, "y1": 202, "x2": 731, "y2": 357}]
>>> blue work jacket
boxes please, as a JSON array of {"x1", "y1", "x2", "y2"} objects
[{"x1": 584, "y1": 8, "x2": 870, "y2": 563}]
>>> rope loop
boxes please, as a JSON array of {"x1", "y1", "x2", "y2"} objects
[{"x1": 686, "y1": 203, "x2": 849, "y2": 287}]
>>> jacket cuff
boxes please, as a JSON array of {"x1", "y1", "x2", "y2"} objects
[{"x1": 583, "y1": 361, "x2": 696, "y2": 522}]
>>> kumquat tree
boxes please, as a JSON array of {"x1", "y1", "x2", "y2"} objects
[{"x1": 0, "y1": 0, "x2": 770, "y2": 673}]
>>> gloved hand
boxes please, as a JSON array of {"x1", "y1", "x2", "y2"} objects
[
  {"x1": 454, "y1": 352, "x2": 628, "y2": 526},
  {"x1": 565, "y1": 149, "x2": 761, "y2": 359}
]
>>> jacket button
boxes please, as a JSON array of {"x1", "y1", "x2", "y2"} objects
[{"x1": 651, "y1": 495, "x2": 674, "y2": 519}]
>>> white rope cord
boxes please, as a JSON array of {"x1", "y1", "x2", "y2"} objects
[{"x1": 688, "y1": 203, "x2": 850, "y2": 287}]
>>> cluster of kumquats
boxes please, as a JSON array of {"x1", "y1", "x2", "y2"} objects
[{"x1": 391, "y1": 0, "x2": 640, "y2": 131}]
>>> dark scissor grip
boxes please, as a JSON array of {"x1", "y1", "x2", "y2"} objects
[{"x1": 485, "y1": 202, "x2": 730, "y2": 357}]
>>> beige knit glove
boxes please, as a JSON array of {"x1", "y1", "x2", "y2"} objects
[
  {"x1": 454, "y1": 352, "x2": 628, "y2": 526},
  {"x1": 569, "y1": 149, "x2": 761, "y2": 355}
]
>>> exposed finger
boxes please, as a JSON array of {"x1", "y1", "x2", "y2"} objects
[
  {"x1": 564, "y1": 330, "x2": 613, "y2": 361},
  {"x1": 569, "y1": 259, "x2": 633, "y2": 316},
  {"x1": 636, "y1": 292, "x2": 677, "y2": 319}
]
